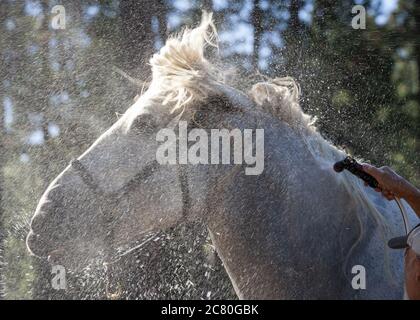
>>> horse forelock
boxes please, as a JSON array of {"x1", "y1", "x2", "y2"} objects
[
  {"x1": 150, "y1": 11, "x2": 223, "y2": 110},
  {"x1": 122, "y1": 11, "x2": 226, "y2": 131}
]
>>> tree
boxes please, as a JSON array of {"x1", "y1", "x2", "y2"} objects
[
  {"x1": 119, "y1": 0, "x2": 167, "y2": 81},
  {"x1": 251, "y1": 0, "x2": 263, "y2": 69}
]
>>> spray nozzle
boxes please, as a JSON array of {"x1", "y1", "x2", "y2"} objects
[
  {"x1": 335, "y1": 157, "x2": 413, "y2": 242},
  {"x1": 333, "y1": 156, "x2": 379, "y2": 189},
  {"x1": 333, "y1": 159, "x2": 347, "y2": 173}
]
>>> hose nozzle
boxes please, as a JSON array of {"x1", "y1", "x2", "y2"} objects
[
  {"x1": 333, "y1": 160, "x2": 346, "y2": 173},
  {"x1": 334, "y1": 157, "x2": 413, "y2": 248},
  {"x1": 333, "y1": 156, "x2": 379, "y2": 189}
]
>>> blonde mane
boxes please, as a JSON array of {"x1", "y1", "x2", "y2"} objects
[
  {"x1": 125, "y1": 12, "x2": 391, "y2": 271},
  {"x1": 150, "y1": 12, "x2": 223, "y2": 113},
  {"x1": 123, "y1": 12, "x2": 224, "y2": 129},
  {"x1": 249, "y1": 76, "x2": 392, "y2": 277}
]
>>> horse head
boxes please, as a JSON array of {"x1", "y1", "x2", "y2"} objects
[{"x1": 26, "y1": 12, "x2": 225, "y2": 270}]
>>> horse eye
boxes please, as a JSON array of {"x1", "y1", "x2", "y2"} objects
[{"x1": 130, "y1": 114, "x2": 156, "y2": 134}]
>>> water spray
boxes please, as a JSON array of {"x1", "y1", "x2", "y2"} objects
[{"x1": 333, "y1": 156, "x2": 411, "y2": 239}]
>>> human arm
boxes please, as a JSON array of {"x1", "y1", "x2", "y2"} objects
[{"x1": 361, "y1": 164, "x2": 420, "y2": 219}]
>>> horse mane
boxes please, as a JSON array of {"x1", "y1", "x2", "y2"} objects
[
  {"x1": 123, "y1": 11, "x2": 225, "y2": 130},
  {"x1": 124, "y1": 12, "x2": 391, "y2": 272},
  {"x1": 149, "y1": 11, "x2": 223, "y2": 112},
  {"x1": 249, "y1": 76, "x2": 391, "y2": 274}
]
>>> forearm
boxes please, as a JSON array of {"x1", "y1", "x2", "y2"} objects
[
  {"x1": 401, "y1": 182, "x2": 420, "y2": 219},
  {"x1": 360, "y1": 163, "x2": 420, "y2": 218}
]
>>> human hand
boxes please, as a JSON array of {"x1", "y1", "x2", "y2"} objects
[{"x1": 361, "y1": 164, "x2": 409, "y2": 201}]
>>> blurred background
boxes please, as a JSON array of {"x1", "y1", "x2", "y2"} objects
[{"x1": 0, "y1": 0, "x2": 418, "y2": 299}]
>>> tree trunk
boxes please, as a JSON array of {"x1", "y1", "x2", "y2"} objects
[
  {"x1": 251, "y1": 0, "x2": 263, "y2": 70},
  {"x1": 413, "y1": 3, "x2": 420, "y2": 153},
  {"x1": 0, "y1": 55, "x2": 4, "y2": 302},
  {"x1": 0, "y1": 0, "x2": 6, "y2": 302},
  {"x1": 289, "y1": 0, "x2": 303, "y2": 31},
  {"x1": 156, "y1": 0, "x2": 168, "y2": 45},
  {"x1": 202, "y1": 0, "x2": 213, "y2": 12},
  {"x1": 414, "y1": 4, "x2": 420, "y2": 107},
  {"x1": 284, "y1": 0, "x2": 304, "y2": 77},
  {"x1": 120, "y1": 0, "x2": 155, "y2": 78}
]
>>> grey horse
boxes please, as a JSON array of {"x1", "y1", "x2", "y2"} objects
[{"x1": 26, "y1": 13, "x2": 416, "y2": 299}]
